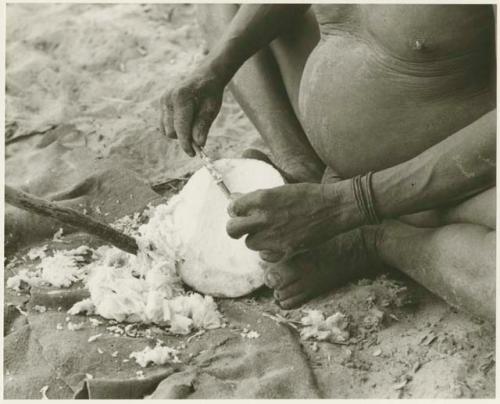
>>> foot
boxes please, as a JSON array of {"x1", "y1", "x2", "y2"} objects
[
  {"x1": 242, "y1": 148, "x2": 324, "y2": 184},
  {"x1": 264, "y1": 226, "x2": 385, "y2": 309}
]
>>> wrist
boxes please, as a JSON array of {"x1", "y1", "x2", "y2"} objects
[
  {"x1": 351, "y1": 172, "x2": 382, "y2": 225},
  {"x1": 320, "y1": 179, "x2": 366, "y2": 232},
  {"x1": 204, "y1": 43, "x2": 242, "y2": 86}
]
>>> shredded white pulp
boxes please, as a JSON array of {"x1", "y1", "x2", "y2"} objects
[
  {"x1": 8, "y1": 159, "x2": 284, "y2": 335},
  {"x1": 38, "y1": 246, "x2": 90, "y2": 287},
  {"x1": 7, "y1": 246, "x2": 90, "y2": 290},
  {"x1": 300, "y1": 310, "x2": 350, "y2": 343},
  {"x1": 130, "y1": 343, "x2": 181, "y2": 367}
]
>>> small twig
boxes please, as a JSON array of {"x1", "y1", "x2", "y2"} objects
[
  {"x1": 5, "y1": 124, "x2": 58, "y2": 146},
  {"x1": 262, "y1": 312, "x2": 299, "y2": 330},
  {"x1": 151, "y1": 176, "x2": 190, "y2": 193}
]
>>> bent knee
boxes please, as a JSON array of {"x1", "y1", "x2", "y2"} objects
[{"x1": 196, "y1": 4, "x2": 239, "y2": 45}]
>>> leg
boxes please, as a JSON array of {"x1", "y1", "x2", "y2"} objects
[
  {"x1": 267, "y1": 226, "x2": 384, "y2": 309},
  {"x1": 399, "y1": 187, "x2": 496, "y2": 229},
  {"x1": 374, "y1": 187, "x2": 495, "y2": 321},
  {"x1": 376, "y1": 220, "x2": 495, "y2": 322},
  {"x1": 196, "y1": 5, "x2": 325, "y2": 183},
  {"x1": 269, "y1": 187, "x2": 495, "y2": 322},
  {"x1": 266, "y1": 173, "x2": 385, "y2": 308}
]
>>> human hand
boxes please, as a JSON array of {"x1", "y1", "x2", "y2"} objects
[
  {"x1": 226, "y1": 180, "x2": 361, "y2": 262},
  {"x1": 160, "y1": 63, "x2": 225, "y2": 156}
]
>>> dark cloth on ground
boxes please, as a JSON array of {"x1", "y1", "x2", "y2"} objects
[{"x1": 4, "y1": 138, "x2": 494, "y2": 399}]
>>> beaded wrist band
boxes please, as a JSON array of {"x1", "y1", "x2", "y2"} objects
[{"x1": 352, "y1": 172, "x2": 381, "y2": 225}]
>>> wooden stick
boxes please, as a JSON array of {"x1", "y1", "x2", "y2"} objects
[{"x1": 5, "y1": 185, "x2": 139, "y2": 255}]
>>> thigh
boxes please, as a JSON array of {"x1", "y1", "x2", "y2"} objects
[
  {"x1": 400, "y1": 186, "x2": 496, "y2": 229},
  {"x1": 442, "y1": 186, "x2": 496, "y2": 229},
  {"x1": 270, "y1": 9, "x2": 320, "y2": 115}
]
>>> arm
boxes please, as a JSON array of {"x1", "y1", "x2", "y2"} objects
[
  {"x1": 207, "y1": 4, "x2": 311, "y2": 83},
  {"x1": 160, "y1": 5, "x2": 310, "y2": 156},
  {"x1": 372, "y1": 109, "x2": 495, "y2": 217},
  {"x1": 227, "y1": 110, "x2": 496, "y2": 259}
]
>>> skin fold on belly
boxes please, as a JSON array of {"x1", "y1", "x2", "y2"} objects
[{"x1": 298, "y1": 32, "x2": 495, "y2": 178}]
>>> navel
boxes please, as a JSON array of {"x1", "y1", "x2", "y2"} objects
[{"x1": 412, "y1": 38, "x2": 426, "y2": 51}]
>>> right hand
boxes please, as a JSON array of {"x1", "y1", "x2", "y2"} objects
[{"x1": 160, "y1": 64, "x2": 225, "y2": 156}]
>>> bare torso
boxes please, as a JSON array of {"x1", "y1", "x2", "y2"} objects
[{"x1": 299, "y1": 4, "x2": 495, "y2": 177}]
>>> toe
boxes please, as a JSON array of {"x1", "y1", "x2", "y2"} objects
[
  {"x1": 279, "y1": 292, "x2": 311, "y2": 310},
  {"x1": 241, "y1": 148, "x2": 274, "y2": 164},
  {"x1": 265, "y1": 269, "x2": 282, "y2": 289},
  {"x1": 276, "y1": 279, "x2": 306, "y2": 301},
  {"x1": 265, "y1": 265, "x2": 300, "y2": 289},
  {"x1": 260, "y1": 250, "x2": 284, "y2": 263}
]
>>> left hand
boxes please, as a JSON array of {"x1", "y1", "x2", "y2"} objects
[{"x1": 226, "y1": 181, "x2": 359, "y2": 262}]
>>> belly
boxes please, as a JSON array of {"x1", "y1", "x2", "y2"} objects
[{"x1": 298, "y1": 29, "x2": 495, "y2": 177}]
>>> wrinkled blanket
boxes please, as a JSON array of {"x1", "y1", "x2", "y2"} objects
[
  {"x1": 4, "y1": 137, "x2": 319, "y2": 399},
  {"x1": 4, "y1": 137, "x2": 495, "y2": 399}
]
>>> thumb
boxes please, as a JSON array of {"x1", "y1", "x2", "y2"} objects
[
  {"x1": 227, "y1": 192, "x2": 243, "y2": 217},
  {"x1": 192, "y1": 100, "x2": 219, "y2": 146}
]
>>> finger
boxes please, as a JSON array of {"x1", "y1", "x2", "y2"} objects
[
  {"x1": 226, "y1": 214, "x2": 265, "y2": 239},
  {"x1": 227, "y1": 190, "x2": 265, "y2": 217},
  {"x1": 227, "y1": 193, "x2": 243, "y2": 217},
  {"x1": 265, "y1": 265, "x2": 300, "y2": 289},
  {"x1": 259, "y1": 250, "x2": 284, "y2": 263},
  {"x1": 160, "y1": 94, "x2": 176, "y2": 138},
  {"x1": 165, "y1": 103, "x2": 177, "y2": 139},
  {"x1": 173, "y1": 96, "x2": 195, "y2": 156},
  {"x1": 279, "y1": 291, "x2": 311, "y2": 310},
  {"x1": 191, "y1": 118, "x2": 210, "y2": 148},
  {"x1": 192, "y1": 100, "x2": 219, "y2": 147},
  {"x1": 273, "y1": 289, "x2": 280, "y2": 301},
  {"x1": 245, "y1": 233, "x2": 276, "y2": 252},
  {"x1": 159, "y1": 105, "x2": 167, "y2": 137}
]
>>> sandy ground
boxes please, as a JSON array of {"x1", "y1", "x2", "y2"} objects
[
  {"x1": 5, "y1": 3, "x2": 495, "y2": 399},
  {"x1": 6, "y1": 3, "x2": 261, "y2": 183}
]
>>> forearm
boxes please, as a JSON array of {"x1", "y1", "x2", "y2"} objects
[
  {"x1": 371, "y1": 110, "x2": 496, "y2": 218},
  {"x1": 226, "y1": 110, "x2": 495, "y2": 255},
  {"x1": 206, "y1": 4, "x2": 310, "y2": 84}
]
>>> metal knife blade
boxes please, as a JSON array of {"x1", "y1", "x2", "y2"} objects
[{"x1": 192, "y1": 143, "x2": 231, "y2": 197}]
